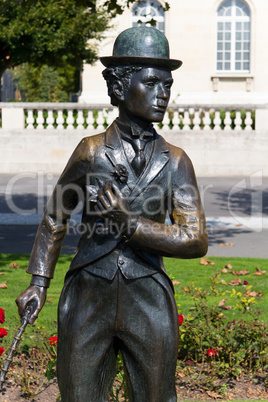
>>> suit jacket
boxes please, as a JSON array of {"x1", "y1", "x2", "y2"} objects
[{"x1": 26, "y1": 120, "x2": 207, "y2": 281}]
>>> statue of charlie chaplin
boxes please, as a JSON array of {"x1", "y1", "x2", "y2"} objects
[{"x1": 16, "y1": 26, "x2": 208, "y2": 401}]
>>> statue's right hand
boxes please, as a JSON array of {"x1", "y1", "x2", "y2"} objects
[{"x1": 15, "y1": 285, "x2": 47, "y2": 324}]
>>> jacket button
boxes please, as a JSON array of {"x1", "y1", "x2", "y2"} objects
[{"x1": 119, "y1": 260, "x2": 124, "y2": 265}]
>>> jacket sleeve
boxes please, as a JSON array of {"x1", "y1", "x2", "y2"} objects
[
  {"x1": 26, "y1": 137, "x2": 92, "y2": 279},
  {"x1": 128, "y1": 149, "x2": 208, "y2": 259}
]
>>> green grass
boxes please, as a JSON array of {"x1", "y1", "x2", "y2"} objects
[
  {"x1": 165, "y1": 256, "x2": 268, "y2": 324},
  {"x1": 0, "y1": 253, "x2": 72, "y2": 346},
  {"x1": 0, "y1": 254, "x2": 268, "y2": 345}
]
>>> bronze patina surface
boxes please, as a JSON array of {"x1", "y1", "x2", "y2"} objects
[
  {"x1": 100, "y1": 25, "x2": 182, "y2": 70},
  {"x1": 16, "y1": 26, "x2": 207, "y2": 401}
]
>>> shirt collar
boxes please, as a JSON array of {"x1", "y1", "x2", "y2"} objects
[{"x1": 115, "y1": 118, "x2": 154, "y2": 140}]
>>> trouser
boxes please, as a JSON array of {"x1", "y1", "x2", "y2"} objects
[{"x1": 57, "y1": 269, "x2": 179, "y2": 402}]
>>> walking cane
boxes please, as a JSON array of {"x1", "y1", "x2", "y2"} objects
[{"x1": 0, "y1": 306, "x2": 32, "y2": 390}]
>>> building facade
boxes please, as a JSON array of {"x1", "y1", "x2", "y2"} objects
[{"x1": 79, "y1": 0, "x2": 268, "y2": 105}]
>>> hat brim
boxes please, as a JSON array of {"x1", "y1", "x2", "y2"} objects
[{"x1": 100, "y1": 56, "x2": 182, "y2": 71}]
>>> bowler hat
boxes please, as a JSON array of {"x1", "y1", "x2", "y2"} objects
[{"x1": 100, "y1": 26, "x2": 182, "y2": 71}]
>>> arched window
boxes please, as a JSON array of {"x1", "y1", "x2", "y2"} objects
[
  {"x1": 216, "y1": 0, "x2": 251, "y2": 72},
  {"x1": 131, "y1": 1, "x2": 165, "y2": 33}
]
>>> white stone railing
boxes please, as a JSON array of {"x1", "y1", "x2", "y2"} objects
[{"x1": 1, "y1": 101, "x2": 267, "y2": 131}]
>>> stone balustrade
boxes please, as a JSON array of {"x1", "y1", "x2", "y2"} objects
[
  {"x1": 1, "y1": 102, "x2": 266, "y2": 131},
  {"x1": 1, "y1": 102, "x2": 268, "y2": 175}
]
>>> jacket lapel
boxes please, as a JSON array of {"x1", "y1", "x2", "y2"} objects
[
  {"x1": 105, "y1": 123, "x2": 137, "y2": 195},
  {"x1": 105, "y1": 123, "x2": 170, "y2": 201}
]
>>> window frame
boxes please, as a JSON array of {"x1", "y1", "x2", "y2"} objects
[
  {"x1": 216, "y1": 0, "x2": 251, "y2": 73},
  {"x1": 131, "y1": 0, "x2": 165, "y2": 33}
]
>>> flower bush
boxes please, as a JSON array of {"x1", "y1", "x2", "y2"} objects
[{"x1": 177, "y1": 282, "x2": 268, "y2": 378}]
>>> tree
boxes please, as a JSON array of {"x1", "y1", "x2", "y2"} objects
[
  {"x1": 0, "y1": 0, "x2": 170, "y2": 101},
  {"x1": 12, "y1": 63, "x2": 80, "y2": 102},
  {"x1": 13, "y1": 64, "x2": 65, "y2": 102}
]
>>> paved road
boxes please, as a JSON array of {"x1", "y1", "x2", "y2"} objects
[{"x1": 0, "y1": 173, "x2": 267, "y2": 258}]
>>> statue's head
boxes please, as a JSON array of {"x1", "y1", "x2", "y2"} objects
[{"x1": 101, "y1": 27, "x2": 182, "y2": 124}]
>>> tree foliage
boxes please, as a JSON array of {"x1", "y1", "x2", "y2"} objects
[
  {"x1": 0, "y1": 0, "x2": 170, "y2": 100},
  {"x1": 12, "y1": 62, "x2": 80, "y2": 102},
  {"x1": 0, "y1": 0, "x2": 104, "y2": 76},
  {"x1": 0, "y1": 1, "x2": 170, "y2": 74}
]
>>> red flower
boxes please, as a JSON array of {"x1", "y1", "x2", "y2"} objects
[
  {"x1": 178, "y1": 314, "x2": 184, "y2": 326},
  {"x1": 243, "y1": 281, "x2": 249, "y2": 286},
  {"x1": 49, "y1": 336, "x2": 58, "y2": 345},
  {"x1": 0, "y1": 308, "x2": 5, "y2": 324},
  {"x1": 0, "y1": 347, "x2": 5, "y2": 355},
  {"x1": 206, "y1": 349, "x2": 216, "y2": 358},
  {"x1": 0, "y1": 328, "x2": 7, "y2": 338}
]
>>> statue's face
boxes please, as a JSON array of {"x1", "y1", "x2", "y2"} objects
[{"x1": 122, "y1": 67, "x2": 173, "y2": 125}]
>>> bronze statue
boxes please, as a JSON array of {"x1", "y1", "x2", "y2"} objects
[{"x1": 16, "y1": 26, "x2": 208, "y2": 401}]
